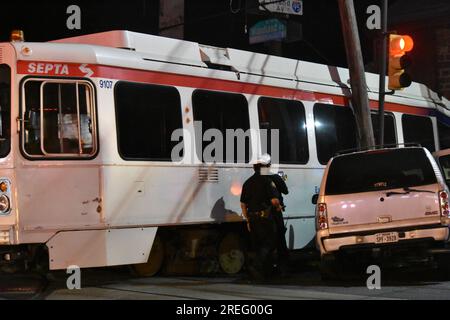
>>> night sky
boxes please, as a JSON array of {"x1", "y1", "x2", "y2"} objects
[
  {"x1": 0, "y1": 1, "x2": 387, "y2": 66},
  {"x1": 0, "y1": 0, "x2": 439, "y2": 85}
]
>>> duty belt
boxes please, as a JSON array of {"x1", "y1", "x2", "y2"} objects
[{"x1": 249, "y1": 209, "x2": 271, "y2": 218}]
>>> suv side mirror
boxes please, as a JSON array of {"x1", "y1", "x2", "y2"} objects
[{"x1": 312, "y1": 194, "x2": 319, "y2": 205}]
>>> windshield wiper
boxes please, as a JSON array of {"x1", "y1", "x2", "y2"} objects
[
  {"x1": 385, "y1": 190, "x2": 409, "y2": 197},
  {"x1": 386, "y1": 187, "x2": 435, "y2": 197},
  {"x1": 403, "y1": 187, "x2": 435, "y2": 194}
]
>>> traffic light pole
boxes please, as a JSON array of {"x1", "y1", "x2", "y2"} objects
[
  {"x1": 378, "y1": 0, "x2": 388, "y2": 147},
  {"x1": 338, "y1": 0, "x2": 375, "y2": 149}
]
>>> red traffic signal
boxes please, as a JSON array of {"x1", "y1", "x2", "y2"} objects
[{"x1": 388, "y1": 34, "x2": 414, "y2": 90}]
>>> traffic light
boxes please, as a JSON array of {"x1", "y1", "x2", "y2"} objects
[{"x1": 388, "y1": 34, "x2": 414, "y2": 90}]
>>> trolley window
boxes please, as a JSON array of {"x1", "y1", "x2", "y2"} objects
[
  {"x1": 258, "y1": 97, "x2": 309, "y2": 164},
  {"x1": 438, "y1": 121, "x2": 450, "y2": 150},
  {"x1": 402, "y1": 114, "x2": 435, "y2": 152},
  {"x1": 371, "y1": 112, "x2": 397, "y2": 146},
  {"x1": 192, "y1": 90, "x2": 250, "y2": 163},
  {"x1": 0, "y1": 65, "x2": 11, "y2": 158},
  {"x1": 115, "y1": 82, "x2": 182, "y2": 161},
  {"x1": 314, "y1": 103, "x2": 357, "y2": 165},
  {"x1": 22, "y1": 79, "x2": 97, "y2": 158}
]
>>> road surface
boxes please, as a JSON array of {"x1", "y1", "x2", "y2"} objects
[{"x1": 2, "y1": 263, "x2": 450, "y2": 300}]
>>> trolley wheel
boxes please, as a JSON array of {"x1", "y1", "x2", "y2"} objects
[
  {"x1": 133, "y1": 235, "x2": 165, "y2": 277},
  {"x1": 218, "y1": 233, "x2": 245, "y2": 275}
]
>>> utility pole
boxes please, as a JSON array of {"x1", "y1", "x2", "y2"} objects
[
  {"x1": 377, "y1": 0, "x2": 388, "y2": 147},
  {"x1": 338, "y1": 0, "x2": 375, "y2": 149}
]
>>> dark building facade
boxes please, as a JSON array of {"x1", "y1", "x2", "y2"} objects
[
  {"x1": 388, "y1": 0, "x2": 450, "y2": 99},
  {"x1": 0, "y1": 1, "x2": 447, "y2": 98}
]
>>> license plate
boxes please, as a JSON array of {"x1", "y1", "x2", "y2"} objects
[{"x1": 375, "y1": 232, "x2": 398, "y2": 244}]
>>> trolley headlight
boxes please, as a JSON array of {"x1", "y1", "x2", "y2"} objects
[
  {"x1": 0, "y1": 195, "x2": 10, "y2": 214},
  {"x1": 0, "y1": 182, "x2": 7, "y2": 193}
]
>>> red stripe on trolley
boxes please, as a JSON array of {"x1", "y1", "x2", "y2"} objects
[{"x1": 17, "y1": 60, "x2": 432, "y2": 116}]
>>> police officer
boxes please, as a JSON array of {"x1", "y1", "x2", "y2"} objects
[{"x1": 240, "y1": 154, "x2": 282, "y2": 279}]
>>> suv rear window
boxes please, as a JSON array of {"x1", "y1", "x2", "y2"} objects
[{"x1": 325, "y1": 148, "x2": 437, "y2": 195}]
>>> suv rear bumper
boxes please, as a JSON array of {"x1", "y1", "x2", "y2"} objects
[{"x1": 317, "y1": 226, "x2": 449, "y2": 255}]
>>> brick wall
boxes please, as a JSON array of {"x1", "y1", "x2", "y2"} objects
[{"x1": 436, "y1": 26, "x2": 450, "y2": 99}]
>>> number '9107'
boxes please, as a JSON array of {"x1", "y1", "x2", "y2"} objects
[{"x1": 99, "y1": 80, "x2": 113, "y2": 89}]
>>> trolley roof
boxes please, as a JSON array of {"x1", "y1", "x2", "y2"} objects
[{"x1": 11, "y1": 30, "x2": 450, "y2": 116}]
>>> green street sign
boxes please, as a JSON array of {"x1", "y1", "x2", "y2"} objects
[{"x1": 249, "y1": 19, "x2": 287, "y2": 44}]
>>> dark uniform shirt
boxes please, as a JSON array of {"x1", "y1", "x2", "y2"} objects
[
  {"x1": 240, "y1": 173, "x2": 277, "y2": 212},
  {"x1": 269, "y1": 174, "x2": 289, "y2": 206}
]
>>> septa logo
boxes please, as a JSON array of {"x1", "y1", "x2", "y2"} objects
[
  {"x1": 27, "y1": 62, "x2": 69, "y2": 75},
  {"x1": 20, "y1": 61, "x2": 97, "y2": 77},
  {"x1": 79, "y1": 64, "x2": 94, "y2": 77}
]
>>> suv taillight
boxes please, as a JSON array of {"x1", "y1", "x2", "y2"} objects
[
  {"x1": 316, "y1": 203, "x2": 328, "y2": 230},
  {"x1": 439, "y1": 190, "x2": 449, "y2": 218}
]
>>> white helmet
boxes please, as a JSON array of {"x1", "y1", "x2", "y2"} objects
[{"x1": 253, "y1": 153, "x2": 271, "y2": 166}]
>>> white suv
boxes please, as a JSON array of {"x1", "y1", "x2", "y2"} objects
[{"x1": 315, "y1": 147, "x2": 450, "y2": 274}]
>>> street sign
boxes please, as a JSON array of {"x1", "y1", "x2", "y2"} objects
[
  {"x1": 259, "y1": 0, "x2": 303, "y2": 16},
  {"x1": 249, "y1": 19, "x2": 287, "y2": 44}
]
